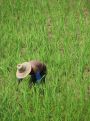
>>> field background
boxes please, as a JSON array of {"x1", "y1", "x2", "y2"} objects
[{"x1": 0, "y1": 0, "x2": 90, "y2": 121}]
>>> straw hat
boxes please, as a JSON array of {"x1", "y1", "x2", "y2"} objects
[{"x1": 16, "y1": 62, "x2": 31, "y2": 79}]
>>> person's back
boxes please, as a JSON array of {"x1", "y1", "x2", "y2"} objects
[
  {"x1": 30, "y1": 60, "x2": 46, "y2": 74},
  {"x1": 29, "y1": 60, "x2": 47, "y2": 83}
]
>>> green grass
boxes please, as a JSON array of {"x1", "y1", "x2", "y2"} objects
[{"x1": 0, "y1": 0, "x2": 90, "y2": 121}]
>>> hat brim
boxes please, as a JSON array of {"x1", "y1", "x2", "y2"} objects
[{"x1": 16, "y1": 62, "x2": 31, "y2": 79}]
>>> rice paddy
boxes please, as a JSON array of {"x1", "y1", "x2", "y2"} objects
[{"x1": 0, "y1": 0, "x2": 90, "y2": 121}]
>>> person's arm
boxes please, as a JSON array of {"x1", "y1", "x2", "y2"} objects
[
  {"x1": 17, "y1": 78, "x2": 23, "y2": 84},
  {"x1": 35, "y1": 71, "x2": 41, "y2": 81}
]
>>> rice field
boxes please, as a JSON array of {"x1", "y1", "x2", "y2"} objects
[{"x1": 0, "y1": 0, "x2": 90, "y2": 121}]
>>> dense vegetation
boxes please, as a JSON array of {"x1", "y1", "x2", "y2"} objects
[{"x1": 0, "y1": 0, "x2": 90, "y2": 121}]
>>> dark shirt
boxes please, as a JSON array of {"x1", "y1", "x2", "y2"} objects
[{"x1": 29, "y1": 60, "x2": 46, "y2": 75}]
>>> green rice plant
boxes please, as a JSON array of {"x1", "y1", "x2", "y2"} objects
[{"x1": 0, "y1": 0, "x2": 90, "y2": 121}]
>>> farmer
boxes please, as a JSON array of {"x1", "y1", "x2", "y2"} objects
[{"x1": 16, "y1": 60, "x2": 47, "y2": 85}]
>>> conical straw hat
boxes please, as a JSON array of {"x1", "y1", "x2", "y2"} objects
[{"x1": 16, "y1": 62, "x2": 31, "y2": 79}]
